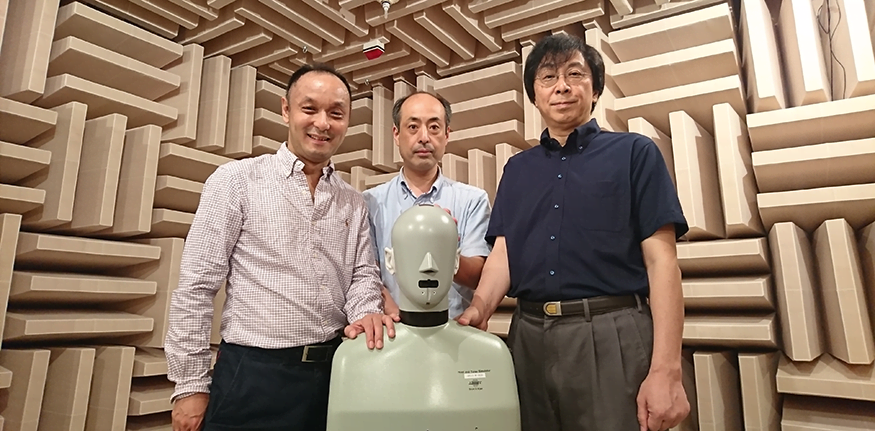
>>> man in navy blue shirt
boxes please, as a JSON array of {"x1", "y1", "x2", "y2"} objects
[{"x1": 458, "y1": 34, "x2": 690, "y2": 431}]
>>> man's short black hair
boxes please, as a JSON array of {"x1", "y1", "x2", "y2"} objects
[
  {"x1": 392, "y1": 91, "x2": 452, "y2": 130},
  {"x1": 286, "y1": 63, "x2": 352, "y2": 106},
  {"x1": 523, "y1": 34, "x2": 605, "y2": 113}
]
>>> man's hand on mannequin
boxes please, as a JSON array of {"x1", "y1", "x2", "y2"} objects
[
  {"x1": 172, "y1": 393, "x2": 209, "y2": 431},
  {"x1": 456, "y1": 237, "x2": 511, "y2": 331},
  {"x1": 432, "y1": 204, "x2": 457, "y2": 224},
  {"x1": 344, "y1": 313, "x2": 396, "y2": 349},
  {"x1": 456, "y1": 296, "x2": 489, "y2": 331}
]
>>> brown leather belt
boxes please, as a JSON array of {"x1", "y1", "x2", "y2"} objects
[{"x1": 518, "y1": 294, "x2": 645, "y2": 319}]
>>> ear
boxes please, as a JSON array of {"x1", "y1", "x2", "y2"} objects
[
  {"x1": 281, "y1": 96, "x2": 291, "y2": 124},
  {"x1": 453, "y1": 248, "x2": 461, "y2": 275},
  {"x1": 384, "y1": 247, "x2": 396, "y2": 275},
  {"x1": 393, "y1": 125, "x2": 400, "y2": 148}
]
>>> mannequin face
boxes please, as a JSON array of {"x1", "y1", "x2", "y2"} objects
[{"x1": 384, "y1": 205, "x2": 460, "y2": 311}]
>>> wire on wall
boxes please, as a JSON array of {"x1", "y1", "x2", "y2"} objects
[{"x1": 817, "y1": 0, "x2": 848, "y2": 100}]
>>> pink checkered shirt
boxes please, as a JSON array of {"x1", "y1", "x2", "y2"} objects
[{"x1": 165, "y1": 144, "x2": 383, "y2": 401}]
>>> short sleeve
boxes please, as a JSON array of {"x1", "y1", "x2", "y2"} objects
[
  {"x1": 459, "y1": 190, "x2": 492, "y2": 257},
  {"x1": 485, "y1": 161, "x2": 513, "y2": 245},
  {"x1": 631, "y1": 138, "x2": 689, "y2": 241}
]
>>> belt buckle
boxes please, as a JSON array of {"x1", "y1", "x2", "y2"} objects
[
  {"x1": 301, "y1": 345, "x2": 331, "y2": 363},
  {"x1": 543, "y1": 301, "x2": 562, "y2": 316}
]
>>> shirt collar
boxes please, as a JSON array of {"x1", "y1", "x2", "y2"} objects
[
  {"x1": 539, "y1": 118, "x2": 601, "y2": 154},
  {"x1": 398, "y1": 166, "x2": 445, "y2": 200},
  {"x1": 277, "y1": 142, "x2": 335, "y2": 178}
]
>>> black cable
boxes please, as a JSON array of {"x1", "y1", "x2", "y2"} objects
[
  {"x1": 818, "y1": 0, "x2": 849, "y2": 100},
  {"x1": 833, "y1": 0, "x2": 847, "y2": 99}
]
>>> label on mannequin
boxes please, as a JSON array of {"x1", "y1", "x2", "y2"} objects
[
  {"x1": 459, "y1": 369, "x2": 490, "y2": 390},
  {"x1": 458, "y1": 369, "x2": 491, "y2": 379}
]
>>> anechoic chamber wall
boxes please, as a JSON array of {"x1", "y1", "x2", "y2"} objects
[{"x1": 0, "y1": 0, "x2": 874, "y2": 430}]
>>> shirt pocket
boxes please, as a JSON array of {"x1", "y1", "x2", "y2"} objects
[
  {"x1": 321, "y1": 213, "x2": 353, "y2": 263},
  {"x1": 573, "y1": 180, "x2": 627, "y2": 232}
]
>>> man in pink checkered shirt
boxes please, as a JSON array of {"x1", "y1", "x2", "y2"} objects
[{"x1": 165, "y1": 63, "x2": 396, "y2": 431}]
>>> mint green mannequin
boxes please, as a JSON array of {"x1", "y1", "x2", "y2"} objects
[{"x1": 326, "y1": 204, "x2": 521, "y2": 431}]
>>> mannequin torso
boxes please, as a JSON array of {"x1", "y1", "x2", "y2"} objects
[{"x1": 327, "y1": 319, "x2": 520, "y2": 431}]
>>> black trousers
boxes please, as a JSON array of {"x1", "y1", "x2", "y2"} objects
[
  {"x1": 203, "y1": 337, "x2": 340, "y2": 431},
  {"x1": 508, "y1": 300, "x2": 654, "y2": 431}
]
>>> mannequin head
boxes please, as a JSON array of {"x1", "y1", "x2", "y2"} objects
[{"x1": 384, "y1": 205, "x2": 460, "y2": 312}]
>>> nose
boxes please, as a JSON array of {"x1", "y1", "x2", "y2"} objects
[
  {"x1": 417, "y1": 126, "x2": 430, "y2": 143},
  {"x1": 313, "y1": 111, "x2": 329, "y2": 130},
  {"x1": 554, "y1": 77, "x2": 571, "y2": 93},
  {"x1": 419, "y1": 252, "x2": 439, "y2": 275}
]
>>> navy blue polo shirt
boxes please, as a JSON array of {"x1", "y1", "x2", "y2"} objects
[{"x1": 486, "y1": 118, "x2": 688, "y2": 301}]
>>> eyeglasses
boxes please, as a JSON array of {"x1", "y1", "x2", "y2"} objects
[{"x1": 536, "y1": 70, "x2": 591, "y2": 87}]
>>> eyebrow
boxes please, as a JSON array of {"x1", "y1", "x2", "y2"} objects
[
  {"x1": 541, "y1": 61, "x2": 586, "y2": 71},
  {"x1": 406, "y1": 116, "x2": 442, "y2": 124},
  {"x1": 299, "y1": 97, "x2": 347, "y2": 110}
]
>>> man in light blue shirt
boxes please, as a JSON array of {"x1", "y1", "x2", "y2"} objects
[{"x1": 363, "y1": 91, "x2": 492, "y2": 319}]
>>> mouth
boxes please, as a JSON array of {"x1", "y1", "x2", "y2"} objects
[
  {"x1": 307, "y1": 133, "x2": 331, "y2": 144},
  {"x1": 418, "y1": 279, "x2": 439, "y2": 288},
  {"x1": 552, "y1": 101, "x2": 575, "y2": 107}
]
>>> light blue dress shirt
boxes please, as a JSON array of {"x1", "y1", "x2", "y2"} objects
[{"x1": 362, "y1": 170, "x2": 493, "y2": 318}]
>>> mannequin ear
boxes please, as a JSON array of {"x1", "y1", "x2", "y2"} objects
[
  {"x1": 385, "y1": 247, "x2": 396, "y2": 275},
  {"x1": 454, "y1": 248, "x2": 461, "y2": 275}
]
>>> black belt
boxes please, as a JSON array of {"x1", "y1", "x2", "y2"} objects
[
  {"x1": 222, "y1": 336, "x2": 341, "y2": 363},
  {"x1": 518, "y1": 294, "x2": 645, "y2": 319},
  {"x1": 297, "y1": 339, "x2": 339, "y2": 363}
]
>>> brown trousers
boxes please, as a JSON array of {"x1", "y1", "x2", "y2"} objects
[{"x1": 507, "y1": 302, "x2": 654, "y2": 431}]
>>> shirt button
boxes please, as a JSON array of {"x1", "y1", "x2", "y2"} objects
[
  {"x1": 578, "y1": 146, "x2": 583, "y2": 150},
  {"x1": 549, "y1": 270, "x2": 555, "y2": 276},
  {"x1": 561, "y1": 156, "x2": 567, "y2": 161},
  {"x1": 550, "y1": 235, "x2": 556, "y2": 240},
  {"x1": 557, "y1": 174, "x2": 562, "y2": 179},
  {"x1": 554, "y1": 204, "x2": 559, "y2": 209}
]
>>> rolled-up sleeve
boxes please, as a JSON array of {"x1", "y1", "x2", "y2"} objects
[
  {"x1": 362, "y1": 190, "x2": 381, "y2": 263},
  {"x1": 343, "y1": 204, "x2": 384, "y2": 323},
  {"x1": 165, "y1": 165, "x2": 243, "y2": 402}
]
